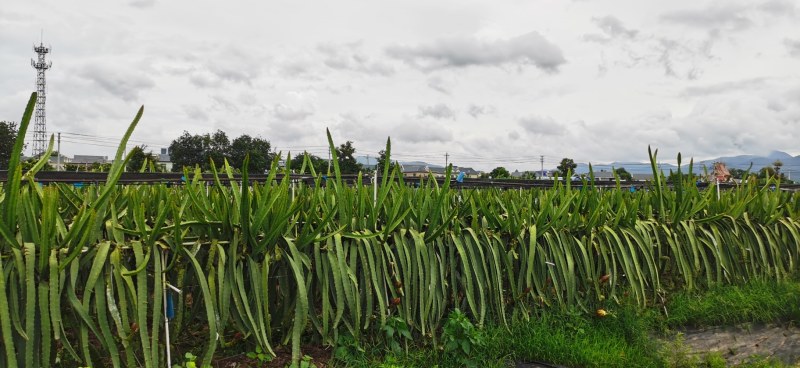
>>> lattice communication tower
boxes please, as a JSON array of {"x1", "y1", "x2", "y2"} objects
[{"x1": 31, "y1": 42, "x2": 52, "y2": 157}]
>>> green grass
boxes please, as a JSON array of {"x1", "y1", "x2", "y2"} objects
[
  {"x1": 333, "y1": 306, "x2": 662, "y2": 367},
  {"x1": 664, "y1": 280, "x2": 800, "y2": 328},
  {"x1": 331, "y1": 280, "x2": 800, "y2": 368},
  {"x1": 475, "y1": 307, "x2": 663, "y2": 368}
]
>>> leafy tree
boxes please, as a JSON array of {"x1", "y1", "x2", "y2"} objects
[
  {"x1": 336, "y1": 141, "x2": 362, "y2": 174},
  {"x1": 126, "y1": 145, "x2": 159, "y2": 172},
  {"x1": 773, "y1": 160, "x2": 783, "y2": 176},
  {"x1": 667, "y1": 170, "x2": 699, "y2": 184},
  {"x1": 169, "y1": 130, "x2": 233, "y2": 172},
  {"x1": 376, "y1": 149, "x2": 387, "y2": 172},
  {"x1": 230, "y1": 135, "x2": 272, "y2": 173},
  {"x1": 375, "y1": 150, "x2": 400, "y2": 174},
  {"x1": 728, "y1": 168, "x2": 749, "y2": 180},
  {"x1": 758, "y1": 166, "x2": 785, "y2": 182},
  {"x1": 290, "y1": 152, "x2": 327, "y2": 174},
  {"x1": 556, "y1": 158, "x2": 577, "y2": 177},
  {"x1": 488, "y1": 166, "x2": 511, "y2": 179},
  {"x1": 64, "y1": 162, "x2": 108, "y2": 172},
  {"x1": 169, "y1": 131, "x2": 206, "y2": 171},
  {"x1": 21, "y1": 158, "x2": 53, "y2": 172},
  {"x1": 614, "y1": 167, "x2": 633, "y2": 181},
  {"x1": 204, "y1": 130, "x2": 230, "y2": 169},
  {"x1": 519, "y1": 171, "x2": 537, "y2": 180},
  {"x1": 0, "y1": 121, "x2": 20, "y2": 170}
]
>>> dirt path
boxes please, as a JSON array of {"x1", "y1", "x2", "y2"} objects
[
  {"x1": 515, "y1": 323, "x2": 800, "y2": 367},
  {"x1": 675, "y1": 323, "x2": 800, "y2": 365}
]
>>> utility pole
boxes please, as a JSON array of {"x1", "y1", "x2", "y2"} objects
[
  {"x1": 445, "y1": 152, "x2": 449, "y2": 168},
  {"x1": 57, "y1": 132, "x2": 61, "y2": 170},
  {"x1": 540, "y1": 155, "x2": 544, "y2": 178}
]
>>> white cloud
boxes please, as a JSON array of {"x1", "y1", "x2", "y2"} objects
[
  {"x1": 518, "y1": 116, "x2": 566, "y2": 136},
  {"x1": 592, "y1": 16, "x2": 638, "y2": 39},
  {"x1": 129, "y1": 0, "x2": 155, "y2": 8},
  {"x1": 318, "y1": 42, "x2": 395, "y2": 76},
  {"x1": 785, "y1": 38, "x2": 800, "y2": 56},
  {"x1": 758, "y1": 0, "x2": 797, "y2": 17},
  {"x1": 467, "y1": 104, "x2": 496, "y2": 118},
  {"x1": 386, "y1": 32, "x2": 566, "y2": 72},
  {"x1": 75, "y1": 65, "x2": 155, "y2": 102},
  {"x1": 183, "y1": 105, "x2": 209, "y2": 121},
  {"x1": 427, "y1": 76, "x2": 451, "y2": 94},
  {"x1": 272, "y1": 103, "x2": 314, "y2": 121},
  {"x1": 417, "y1": 104, "x2": 456, "y2": 120},
  {"x1": 661, "y1": 3, "x2": 752, "y2": 31},
  {"x1": 392, "y1": 121, "x2": 453, "y2": 143}
]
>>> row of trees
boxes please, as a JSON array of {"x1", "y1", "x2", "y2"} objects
[
  {"x1": 483, "y1": 158, "x2": 584, "y2": 179},
  {"x1": 167, "y1": 130, "x2": 370, "y2": 174},
  {"x1": 167, "y1": 130, "x2": 272, "y2": 173},
  {"x1": 483, "y1": 159, "x2": 634, "y2": 181}
]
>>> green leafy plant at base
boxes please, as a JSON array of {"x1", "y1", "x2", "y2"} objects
[
  {"x1": 737, "y1": 356, "x2": 792, "y2": 368},
  {"x1": 171, "y1": 352, "x2": 198, "y2": 368},
  {"x1": 382, "y1": 316, "x2": 412, "y2": 354},
  {"x1": 703, "y1": 352, "x2": 727, "y2": 368},
  {"x1": 247, "y1": 345, "x2": 274, "y2": 364},
  {"x1": 295, "y1": 354, "x2": 317, "y2": 368},
  {"x1": 441, "y1": 309, "x2": 483, "y2": 367},
  {"x1": 660, "y1": 333, "x2": 700, "y2": 368},
  {"x1": 334, "y1": 332, "x2": 366, "y2": 365}
]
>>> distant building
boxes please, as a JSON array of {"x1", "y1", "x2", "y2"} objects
[
  {"x1": 401, "y1": 164, "x2": 429, "y2": 178},
  {"x1": 69, "y1": 155, "x2": 109, "y2": 171},
  {"x1": 631, "y1": 173, "x2": 654, "y2": 181},
  {"x1": 400, "y1": 163, "x2": 483, "y2": 179},
  {"x1": 511, "y1": 170, "x2": 539, "y2": 179},
  {"x1": 158, "y1": 148, "x2": 173, "y2": 172},
  {"x1": 457, "y1": 167, "x2": 481, "y2": 179},
  {"x1": 592, "y1": 169, "x2": 616, "y2": 181},
  {"x1": 429, "y1": 167, "x2": 447, "y2": 178},
  {"x1": 47, "y1": 153, "x2": 70, "y2": 171},
  {"x1": 72, "y1": 155, "x2": 108, "y2": 164}
]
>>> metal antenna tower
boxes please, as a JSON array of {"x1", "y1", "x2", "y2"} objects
[{"x1": 31, "y1": 39, "x2": 52, "y2": 157}]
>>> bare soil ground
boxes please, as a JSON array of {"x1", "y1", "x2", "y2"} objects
[{"x1": 676, "y1": 323, "x2": 800, "y2": 366}]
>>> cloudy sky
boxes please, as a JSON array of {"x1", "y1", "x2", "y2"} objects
[{"x1": 1, "y1": 0, "x2": 798, "y2": 172}]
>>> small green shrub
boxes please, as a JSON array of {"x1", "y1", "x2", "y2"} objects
[
  {"x1": 382, "y1": 316, "x2": 412, "y2": 354},
  {"x1": 247, "y1": 345, "x2": 273, "y2": 364},
  {"x1": 441, "y1": 309, "x2": 484, "y2": 367},
  {"x1": 171, "y1": 352, "x2": 198, "y2": 368},
  {"x1": 660, "y1": 333, "x2": 700, "y2": 368},
  {"x1": 333, "y1": 332, "x2": 365, "y2": 365}
]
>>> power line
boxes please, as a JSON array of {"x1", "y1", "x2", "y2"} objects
[{"x1": 60, "y1": 132, "x2": 169, "y2": 147}]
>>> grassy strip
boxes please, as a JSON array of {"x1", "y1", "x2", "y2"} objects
[
  {"x1": 333, "y1": 307, "x2": 662, "y2": 367},
  {"x1": 475, "y1": 307, "x2": 662, "y2": 368},
  {"x1": 332, "y1": 280, "x2": 800, "y2": 367},
  {"x1": 665, "y1": 280, "x2": 800, "y2": 328}
]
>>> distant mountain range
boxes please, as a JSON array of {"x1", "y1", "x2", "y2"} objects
[
  {"x1": 576, "y1": 151, "x2": 800, "y2": 177},
  {"x1": 356, "y1": 151, "x2": 800, "y2": 178},
  {"x1": 584, "y1": 151, "x2": 799, "y2": 176}
]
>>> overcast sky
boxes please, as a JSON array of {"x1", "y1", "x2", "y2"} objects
[{"x1": 1, "y1": 0, "x2": 798, "y2": 171}]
